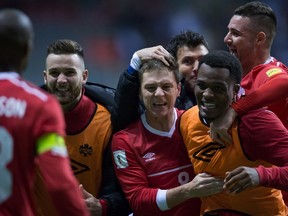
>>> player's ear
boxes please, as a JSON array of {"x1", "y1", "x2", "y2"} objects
[
  {"x1": 177, "y1": 82, "x2": 181, "y2": 97},
  {"x1": 233, "y1": 84, "x2": 240, "y2": 102},
  {"x1": 82, "y1": 69, "x2": 88, "y2": 84},
  {"x1": 256, "y1": 31, "x2": 266, "y2": 46},
  {"x1": 43, "y1": 70, "x2": 47, "y2": 84}
]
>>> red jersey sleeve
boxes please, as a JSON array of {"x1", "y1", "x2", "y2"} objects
[
  {"x1": 37, "y1": 151, "x2": 89, "y2": 216},
  {"x1": 35, "y1": 95, "x2": 88, "y2": 216},
  {"x1": 232, "y1": 73, "x2": 288, "y2": 116},
  {"x1": 256, "y1": 165, "x2": 288, "y2": 191},
  {"x1": 33, "y1": 95, "x2": 66, "y2": 138},
  {"x1": 111, "y1": 131, "x2": 160, "y2": 214},
  {"x1": 239, "y1": 109, "x2": 288, "y2": 191}
]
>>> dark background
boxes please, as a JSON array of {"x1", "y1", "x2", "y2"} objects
[{"x1": 1, "y1": 0, "x2": 287, "y2": 88}]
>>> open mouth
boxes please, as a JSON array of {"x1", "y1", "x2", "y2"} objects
[
  {"x1": 153, "y1": 102, "x2": 167, "y2": 107},
  {"x1": 202, "y1": 102, "x2": 216, "y2": 109},
  {"x1": 228, "y1": 47, "x2": 237, "y2": 56}
]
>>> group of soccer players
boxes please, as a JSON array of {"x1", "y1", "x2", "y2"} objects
[{"x1": 1, "y1": 1, "x2": 288, "y2": 216}]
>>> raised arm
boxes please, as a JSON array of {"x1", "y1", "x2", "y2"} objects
[
  {"x1": 111, "y1": 45, "x2": 174, "y2": 132},
  {"x1": 210, "y1": 72, "x2": 288, "y2": 145}
]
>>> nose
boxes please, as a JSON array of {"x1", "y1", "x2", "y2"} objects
[
  {"x1": 203, "y1": 87, "x2": 214, "y2": 98},
  {"x1": 192, "y1": 61, "x2": 199, "y2": 76},
  {"x1": 57, "y1": 73, "x2": 67, "y2": 83},
  {"x1": 224, "y1": 32, "x2": 232, "y2": 45},
  {"x1": 155, "y1": 86, "x2": 164, "y2": 96}
]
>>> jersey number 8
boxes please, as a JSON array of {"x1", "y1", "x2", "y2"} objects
[{"x1": 0, "y1": 126, "x2": 13, "y2": 203}]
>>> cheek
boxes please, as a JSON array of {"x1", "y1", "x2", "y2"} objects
[
  {"x1": 179, "y1": 65, "x2": 191, "y2": 76},
  {"x1": 139, "y1": 93, "x2": 144, "y2": 102},
  {"x1": 236, "y1": 38, "x2": 249, "y2": 50},
  {"x1": 221, "y1": 94, "x2": 233, "y2": 109},
  {"x1": 140, "y1": 91, "x2": 150, "y2": 104},
  {"x1": 69, "y1": 78, "x2": 82, "y2": 88},
  {"x1": 46, "y1": 77, "x2": 56, "y2": 86},
  {"x1": 194, "y1": 87, "x2": 201, "y2": 97}
]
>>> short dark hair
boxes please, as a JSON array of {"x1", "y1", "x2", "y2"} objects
[
  {"x1": 199, "y1": 50, "x2": 242, "y2": 84},
  {"x1": 139, "y1": 59, "x2": 180, "y2": 84},
  {"x1": 47, "y1": 39, "x2": 84, "y2": 59},
  {"x1": 234, "y1": 1, "x2": 276, "y2": 42},
  {"x1": 166, "y1": 30, "x2": 209, "y2": 59},
  {"x1": 0, "y1": 8, "x2": 34, "y2": 71}
]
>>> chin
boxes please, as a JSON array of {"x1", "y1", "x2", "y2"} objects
[
  {"x1": 199, "y1": 110, "x2": 215, "y2": 121},
  {"x1": 59, "y1": 100, "x2": 71, "y2": 106}
]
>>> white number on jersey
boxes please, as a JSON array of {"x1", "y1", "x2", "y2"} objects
[{"x1": 0, "y1": 126, "x2": 13, "y2": 203}]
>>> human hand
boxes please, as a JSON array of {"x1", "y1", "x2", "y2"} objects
[
  {"x1": 79, "y1": 184, "x2": 102, "y2": 216},
  {"x1": 136, "y1": 45, "x2": 174, "y2": 66},
  {"x1": 189, "y1": 173, "x2": 224, "y2": 198},
  {"x1": 223, "y1": 166, "x2": 259, "y2": 194},
  {"x1": 209, "y1": 107, "x2": 237, "y2": 145}
]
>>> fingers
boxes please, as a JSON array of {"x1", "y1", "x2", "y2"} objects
[
  {"x1": 79, "y1": 184, "x2": 84, "y2": 193},
  {"x1": 224, "y1": 178, "x2": 252, "y2": 194},
  {"x1": 209, "y1": 107, "x2": 237, "y2": 145},
  {"x1": 79, "y1": 184, "x2": 92, "y2": 198},
  {"x1": 137, "y1": 45, "x2": 174, "y2": 66},
  {"x1": 223, "y1": 167, "x2": 259, "y2": 194},
  {"x1": 197, "y1": 178, "x2": 224, "y2": 197},
  {"x1": 211, "y1": 133, "x2": 225, "y2": 145},
  {"x1": 209, "y1": 125, "x2": 231, "y2": 146},
  {"x1": 218, "y1": 131, "x2": 232, "y2": 145},
  {"x1": 151, "y1": 46, "x2": 174, "y2": 66}
]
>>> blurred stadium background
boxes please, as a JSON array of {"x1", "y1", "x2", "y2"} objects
[{"x1": 1, "y1": 0, "x2": 287, "y2": 88}]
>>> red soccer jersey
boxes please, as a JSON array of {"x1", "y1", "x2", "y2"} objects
[
  {"x1": 111, "y1": 108, "x2": 200, "y2": 216},
  {"x1": 0, "y1": 72, "x2": 88, "y2": 216},
  {"x1": 233, "y1": 57, "x2": 288, "y2": 128}
]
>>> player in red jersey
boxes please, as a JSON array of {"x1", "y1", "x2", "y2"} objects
[
  {"x1": 210, "y1": 1, "x2": 288, "y2": 143},
  {"x1": 111, "y1": 57, "x2": 223, "y2": 215},
  {"x1": 209, "y1": 1, "x2": 288, "y2": 205},
  {"x1": 0, "y1": 9, "x2": 89, "y2": 216}
]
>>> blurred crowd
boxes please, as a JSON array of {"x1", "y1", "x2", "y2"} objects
[{"x1": 1, "y1": 0, "x2": 287, "y2": 88}]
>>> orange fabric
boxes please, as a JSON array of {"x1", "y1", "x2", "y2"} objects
[
  {"x1": 180, "y1": 106, "x2": 287, "y2": 216},
  {"x1": 65, "y1": 103, "x2": 112, "y2": 197},
  {"x1": 34, "y1": 103, "x2": 112, "y2": 216}
]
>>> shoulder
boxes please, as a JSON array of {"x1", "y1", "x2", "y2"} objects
[
  {"x1": 112, "y1": 120, "x2": 141, "y2": 141},
  {"x1": 179, "y1": 106, "x2": 200, "y2": 134},
  {"x1": 15, "y1": 79, "x2": 51, "y2": 103},
  {"x1": 180, "y1": 106, "x2": 198, "y2": 119},
  {"x1": 254, "y1": 60, "x2": 288, "y2": 79},
  {"x1": 270, "y1": 57, "x2": 288, "y2": 72},
  {"x1": 94, "y1": 103, "x2": 112, "y2": 127},
  {"x1": 23, "y1": 83, "x2": 65, "y2": 136},
  {"x1": 15, "y1": 80, "x2": 61, "y2": 116},
  {"x1": 84, "y1": 82, "x2": 116, "y2": 112},
  {"x1": 176, "y1": 108, "x2": 184, "y2": 116}
]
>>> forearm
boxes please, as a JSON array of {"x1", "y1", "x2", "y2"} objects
[
  {"x1": 256, "y1": 165, "x2": 288, "y2": 191},
  {"x1": 111, "y1": 70, "x2": 143, "y2": 132},
  {"x1": 165, "y1": 173, "x2": 223, "y2": 210},
  {"x1": 233, "y1": 74, "x2": 288, "y2": 116},
  {"x1": 165, "y1": 184, "x2": 193, "y2": 209}
]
